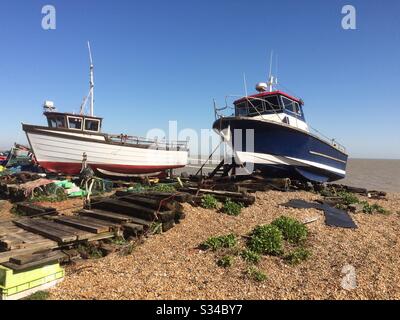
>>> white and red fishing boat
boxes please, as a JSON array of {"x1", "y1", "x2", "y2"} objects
[{"x1": 22, "y1": 43, "x2": 188, "y2": 177}]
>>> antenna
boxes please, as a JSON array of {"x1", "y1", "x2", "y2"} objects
[
  {"x1": 243, "y1": 73, "x2": 248, "y2": 97},
  {"x1": 87, "y1": 41, "x2": 94, "y2": 116},
  {"x1": 275, "y1": 54, "x2": 278, "y2": 86},
  {"x1": 268, "y1": 50, "x2": 273, "y2": 79},
  {"x1": 267, "y1": 50, "x2": 275, "y2": 92}
]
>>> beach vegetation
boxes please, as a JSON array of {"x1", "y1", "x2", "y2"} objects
[
  {"x1": 217, "y1": 255, "x2": 234, "y2": 268},
  {"x1": 240, "y1": 249, "x2": 261, "y2": 264},
  {"x1": 221, "y1": 199, "x2": 243, "y2": 216},
  {"x1": 271, "y1": 216, "x2": 308, "y2": 244},
  {"x1": 201, "y1": 194, "x2": 219, "y2": 209},
  {"x1": 248, "y1": 224, "x2": 283, "y2": 256},
  {"x1": 284, "y1": 247, "x2": 311, "y2": 265},
  {"x1": 200, "y1": 234, "x2": 237, "y2": 251},
  {"x1": 246, "y1": 266, "x2": 267, "y2": 282}
]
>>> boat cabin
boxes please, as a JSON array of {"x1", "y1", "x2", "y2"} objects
[
  {"x1": 44, "y1": 112, "x2": 103, "y2": 133},
  {"x1": 233, "y1": 91, "x2": 308, "y2": 131}
]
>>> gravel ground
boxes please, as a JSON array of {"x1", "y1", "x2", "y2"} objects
[{"x1": 48, "y1": 190, "x2": 400, "y2": 300}]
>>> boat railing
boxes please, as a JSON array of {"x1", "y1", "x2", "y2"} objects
[
  {"x1": 309, "y1": 127, "x2": 346, "y2": 153},
  {"x1": 107, "y1": 134, "x2": 189, "y2": 151}
]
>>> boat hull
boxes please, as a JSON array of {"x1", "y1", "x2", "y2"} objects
[
  {"x1": 23, "y1": 125, "x2": 188, "y2": 175},
  {"x1": 213, "y1": 117, "x2": 348, "y2": 182}
]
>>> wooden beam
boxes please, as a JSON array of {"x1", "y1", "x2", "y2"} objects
[
  {"x1": 53, "y1": 216, "x2": 110, "y2": 234},
  {"x1": 0, "y1": 240, "x2": 58, "y2": 263},
  {"x1": 13, "y1": 219, "x2": 77, "y2": 243}
]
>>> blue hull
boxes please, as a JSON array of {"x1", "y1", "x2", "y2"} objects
[{"x1": 213, "y1": 118, "x2": 348, "y2": 182}]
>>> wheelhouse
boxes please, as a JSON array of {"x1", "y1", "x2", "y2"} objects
[
  {"x1": 234, "y1": 91, "x2": 305, "y2": 121},
  {"x1": 44, "y1": 112, "x2": 103, "y2": 133}
]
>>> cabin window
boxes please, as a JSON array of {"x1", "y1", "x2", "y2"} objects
[
  {"x1": 84, "y1": 119, "x2": 100, "y2": 132},
  {"x1": 47, "y1": 116, "x2": 66, "y2": 128},
  {"x1": 235, "y1": 102, "x2": 248, "y2": 117},
  {"x1": 67, "y1": 116, "x2": 83, "y2": 130},
  {"x1": 248, "y1": 99, "x2": 264, "y2": 115},
  {"x1": 263, "y1": 96, "x2": 281, "y2": 112},
  {"x1": 282, "y1": 97, "x2": 300, "y2": 114}
]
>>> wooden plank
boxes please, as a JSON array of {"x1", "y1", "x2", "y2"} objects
[
  {"x1": 91, "y1": 199, "x2": 156, "y2": 221},
  {"x1": 0, "y1": 240, "x2": 58, "y2": 263},
  {"x1": 13, "y1": 219, "x2": 77, "y2": 243},
  {"x1": 75, "y1": 216, "x2": 119, "y2": 228},
  {"x1": 52, "y1": 216, "x2": 109, "y2": 234},
  {"x1": 10, "y1": 250, "x2": 60, "y2": 265},
  {"x1": 117, "y1": 195, "x2": 183, "y2": 212},
  {"x1": 80, "y1": 209, "x2": 152, "y2": 227},
  {"x1": 37, "y1": 219, "x2": 94, "y2": 240},
  {"x1": 3, "y1": 251, "x2": 66, "y2": 271},
  {"x1": 0, "y1": 230, "x2": 47, "y2": 250},
  {"x1": 0, "y1": 235, "x2": 24, "y2": 250},
  {"x1": 79, "y1": 209, "x2": 134, "y2": 223}
]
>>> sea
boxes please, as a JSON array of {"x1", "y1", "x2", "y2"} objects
[
  {"x1": 338, "y1": 159, "x2": 400, "y2": 193},
  {"x1": 182, "y1": 158, "x2": 400, "y2": 193}
]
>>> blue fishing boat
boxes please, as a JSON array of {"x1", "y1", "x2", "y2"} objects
[{"x1": 212, "y1": 72, "x2": 348, "y2": 183}]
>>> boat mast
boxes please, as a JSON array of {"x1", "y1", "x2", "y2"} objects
[
  {"x1": 79, "y1": 42, "x2": 95, "y2": 116},
  {"x1": 88, "y1": 41, "x2": 94, "y2": 116}
]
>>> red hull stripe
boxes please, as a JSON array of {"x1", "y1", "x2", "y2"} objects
[{"x1": 39, "y1": 161, "x2": 184, "y2": 175}]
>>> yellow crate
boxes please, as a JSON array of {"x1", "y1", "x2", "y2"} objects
[{"x1": 0, "y1": 263, "x2": 64, "y2": 299}]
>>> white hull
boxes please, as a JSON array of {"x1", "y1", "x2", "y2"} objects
[{"x1": 25, "y1": 128, "x2": 188, "y2": 175}]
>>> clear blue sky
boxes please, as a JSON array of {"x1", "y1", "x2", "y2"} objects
[{"x1": 0, "y1": 0, "x2": 399, "y2": 158}]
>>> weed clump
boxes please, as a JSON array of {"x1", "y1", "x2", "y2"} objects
[
  {"x1": 149, "y1": 183, "x2": 176, "y2": 193},
  {"x1": 337, "y1": 191, "x2": 359, "y2": 205},
  {"x1": 361, "y1": 202, "x2": 390, "y2": 215},
  {"x1": 150, "y1": 222, "x2": 163, "y2": 234},
  {"x1": 217, "y1": 255, "x2": 234, "y2": 268},
  {"x1": 271, "y1": 216, "x2": 308, "y2": 244},
  {"x1": 284, "y1": 247, "x2": 311, "y2": 265},
  {"x1": 201, "y1": 194, "x2": 219, "y2": 209},
  {"x1": 248, "y1": 224, "x2": 283, "y2": 256},
  {"x1": 221, "y1": 199, "x2": 243, "y2": 216},
  {"x1": 246, "y1": 266, "x2": 267, "y2": 282},
  {"x1": 240, "y1": 249, "x2": 261, "y2": 264},
  {"x1": 78, "y1": 243, "x2": 104, "y2": 259},
  {"x1": 200, "y1": 234, "x2": 237, "y2": 251}
]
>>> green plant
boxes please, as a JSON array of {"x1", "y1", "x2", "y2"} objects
[
  {"x1": 337, "y1": 191, "x2": 359, "y2": 205},
  {"x1": 240, "y1": 249, "x2": 261, "y2": 264},
  {"x1": 221, "y1": 199, "x2": 243, "y2": 216},
  {"x1": 247, "y1": 224, "x2": 283, "y2": 256},
  {"x1": 200, "y1": 234, "x2": 237, "y2": 251},
  {"x1": 201, "y1": 194, "x2": 219, "y2": 209},
  {"x1": 246, "y1": 266, "x2": 267, "y2": 282},
  {"x1": 361, "y1": 202, "x2": 391, "y2": 215},
  {"x1": 217, "y1": 255, "x2": 234, "y2": 268},
  {"x1": 319, "y1": 188, "x2": 336, "y2": 197},
  {"x1": 150, "y1": 222, "x2": 163, "y2": 234},
  {"x1": 284, "y1": 247, "x2": 311, "y2": 265},
  {"x1": 23, "y1": 290, "x2": 50, "y2": 300},
  {"x1": 271, "y1": 216, "x2": 308, "y2": 244},
  {"x1": 148, "y1": 183, "x2": 176, "y2": 192},
  {"x1": 110, "y1": 236, "x2": 127, "y2": 245},
  {"x1": 77, "y1": 243, "x2": 104, "y2": 259}
]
